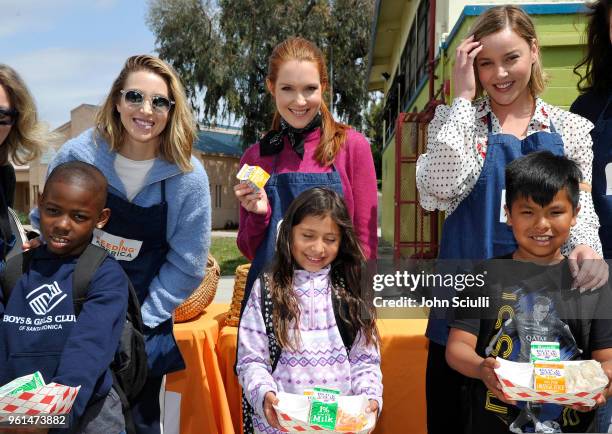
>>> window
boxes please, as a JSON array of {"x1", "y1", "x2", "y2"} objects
[
  {"x1": 384, "y1": 0, "x2": 431, "y2": 144},
  {"x1": 408, "y1": 25, "x2": 417, "y2": 102},
  {"x1": 215, "y1": 185, "x2": 222, "y2": 208},
  {"x1": 417, "y1": 0, "x2": 429, "y2": 81},
  {"x1": 384, "y1": 73, "x2": 400, "y2": 140},
  {"x1": 32, "y1": 185, "x2": 39, "y2": 205}
]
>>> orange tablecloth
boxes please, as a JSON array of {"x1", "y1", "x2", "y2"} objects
[
  {"x1": 217, "y1": 318, "x2": 429, "y2": 434},
  {"x1": 166, "y1": 303, "x2": 235, "y2": 434}
]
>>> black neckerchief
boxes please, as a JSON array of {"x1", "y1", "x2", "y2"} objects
[{"x1": 259, "y1": 114, "x2": 321, "y2": 159}]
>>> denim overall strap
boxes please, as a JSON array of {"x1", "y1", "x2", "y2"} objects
[
  {"x1": 590, "y1": 93, "x2": 612, "y2": 258},
  {"x1": 100, "y1": 181, "x2": 168, "y2": 303},
  {"x1": 427, "y1": 113, "x2": 566, "y2": 345},
  {"x1": 241, "y1": 157, "x2": 345, "y2": 308}
]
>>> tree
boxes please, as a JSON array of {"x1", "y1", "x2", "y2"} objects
[{"x1": 147, "y1": 0, "x2": 374, "y2": 148}]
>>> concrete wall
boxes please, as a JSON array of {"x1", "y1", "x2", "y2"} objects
[{"x1": 196, "y1": 153, "x2": 240, "y2": 229}]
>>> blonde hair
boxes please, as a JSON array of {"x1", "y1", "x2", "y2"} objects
[
  {"x1": 95, "y1": 55, "x2": 196, "y2": 172},
  {"x1": 0, "y1": 64, "x2": 45, "y2": 165},
  {"x1": 469, "y1": 5, "x2": 547, "y2": 97},
  {"x1": 267, "y1": 37, "x2": 349, "y2": 167}
]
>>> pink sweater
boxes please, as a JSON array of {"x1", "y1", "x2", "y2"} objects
[
  {"x1": 237, "y1": 128, "x2": 378, "y2": 260},
  {"x1": 236, "y1": 267, "x2": 383, "y2": 433}
]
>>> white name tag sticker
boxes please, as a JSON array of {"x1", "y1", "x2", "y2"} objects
[
  {"x1": 606, "y1": 163, "x2": 612, "y2": 195},
  {"x1": 500, "y1": 189, "x2": 507, "y2": 223},
  {"x1": 92, "y1": 229, "x2": 143, "y2": 262}
]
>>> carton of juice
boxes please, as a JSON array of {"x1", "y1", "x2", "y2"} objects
[
  {"x1": 236, "y1": 164, "x2": 270, "y2": 192},
  {"x1": 534, "y1": 362, "x2": 566, "y2": 394}
]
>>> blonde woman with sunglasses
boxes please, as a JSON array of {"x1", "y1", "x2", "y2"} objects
[
  {"x1": 0, "y1": 64, "x2": 45, "y2": 262},
  {"x1": 30, "y1": 54, "x2": 211, "y2": 434}
]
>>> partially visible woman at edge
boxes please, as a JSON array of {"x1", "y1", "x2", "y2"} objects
[
  {"x1": 234, "y1": 36, "x2": 378, "y2": 300},
  {"x1": 570, "y1": 1, "x2": 612, "y2": 431},
  {"x1": 0, "y1": 64, "x2": 45, "y2": 262},
  {"x1": 571, "y1": 0, "x2": 612, "y2": 259},
  {"x1": 30, "y1": 55, "x2": 211, "y2": 434}
]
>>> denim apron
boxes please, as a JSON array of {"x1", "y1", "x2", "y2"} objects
[
  {"x1": 423, "y1": 115, "x2": 566, "y2": 434},
  {"x1": 93, "y1": 180, "x2": 184, "y2": 434},
  {"x1": 426, "y1": 114, "x2": 565, "y2": 345},
  {"x1": 241, "y1": 155, "x2": 344, "y2": 303},
  {"x1": 590, "y1": 94, "x2": 612, "y2": 259},
  {"x1": 237, "y1": 152, "x2": 344, "y2": 434}
]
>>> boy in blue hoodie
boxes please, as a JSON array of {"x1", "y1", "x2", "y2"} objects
[{"x1": 0, "y1": 161, "x2": 129, "y2": 433}]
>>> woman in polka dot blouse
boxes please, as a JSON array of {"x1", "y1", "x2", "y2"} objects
[{"x1": 415, "y1": 6, "x2": 609, "y2": 434}]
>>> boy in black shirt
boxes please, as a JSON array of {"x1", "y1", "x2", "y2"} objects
[{"x1": 446, "y1": 151, "x2": 612, "y2": 433}]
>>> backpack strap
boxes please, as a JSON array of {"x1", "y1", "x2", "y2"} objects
[
  {"x1": 239, "y1": 274, "x2": 278, "y2": 434},
  {"x1": 259, "y1": 273, "x2": 282, "y2": 372},
  {"x1": 1, "y1": 249, "x2": 35, "y2": 304},
  {"x1": 6, "y1": 207, "x2": 27, "y2": 260},
  {"x1": 72, "y1": 244, "x2": 108, "y2": 316},
  {"x1": 330, "y1": 269, "x2": 357, "y2": 353}
]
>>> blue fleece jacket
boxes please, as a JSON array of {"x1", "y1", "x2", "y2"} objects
[
  {"x1": 30, "y1": 129, "x2": 211, "y2": 328},
  {"x1": 0, "y1": 246, "x2": 128, "y2": 430}
]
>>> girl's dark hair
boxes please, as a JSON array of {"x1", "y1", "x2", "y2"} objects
[
  {"x1": 505, "y1": 151, "x2": 582, "y2": 212},
  {"x1": 268, "y1": 187, "x2": 378, "y2": 350},
  {"x1": 574, "y1": 0, "x2": 612, "y2": 93}
]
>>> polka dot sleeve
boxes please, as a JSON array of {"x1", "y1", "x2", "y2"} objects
[
  {"x1": 416, "y1": 97, "x2": 479, "y2": 211},
  {"x1": 552, "y1": 107, "x2": 603, "y2": 256}
]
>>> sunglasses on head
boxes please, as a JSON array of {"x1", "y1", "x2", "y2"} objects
[
  {"x1": 0, "y1": 108, "x2": 18, "y2": 126},
  {"x1": 120, "y1": 89, "x2": 175, "y2": 113}
]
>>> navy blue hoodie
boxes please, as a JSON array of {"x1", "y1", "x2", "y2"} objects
[{"x1": 0, "y1": 245, "x2": 128, "y2": 430}]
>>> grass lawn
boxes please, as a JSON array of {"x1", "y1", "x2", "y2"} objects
[{"x1": 209, "y1": 237, "x2": 249, "y2": 276}]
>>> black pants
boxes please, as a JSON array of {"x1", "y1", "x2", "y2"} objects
[
  {"x1": 426, "y1": 340, "x2": 466, "y2": 434},
  {"x1": 131, "y1": 376, "x2": 163, "y2": 434}
]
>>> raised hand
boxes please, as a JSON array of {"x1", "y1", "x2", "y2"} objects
[{"x1": 453, "y1": 35, "x2": 484, "y2": 102}]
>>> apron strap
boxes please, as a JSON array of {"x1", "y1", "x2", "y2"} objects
[{"x1": 160, "y1": 179, "x2": 166, "y2": 202}]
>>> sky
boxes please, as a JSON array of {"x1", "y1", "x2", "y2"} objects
[{"x1": 2, "y1": 0, "x2": 157, "y2": 129}]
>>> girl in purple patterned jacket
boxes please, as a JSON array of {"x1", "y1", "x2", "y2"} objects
[{"x1": 236, "y1": 187, "x2": 382, "y2": 434}]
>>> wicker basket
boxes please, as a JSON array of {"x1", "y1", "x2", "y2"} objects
[
  {"x1": 174, "y1": 254, "x2": 221, "y2": 323},
  {"x1": 225, "y1": 263, "x2": 251, "y2": 326}
]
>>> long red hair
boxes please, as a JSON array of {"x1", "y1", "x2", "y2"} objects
[{"x1": 267, "y1": 37, "x2": 348, "y2": 167}]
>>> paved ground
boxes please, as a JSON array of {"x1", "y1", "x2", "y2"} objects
[{"x1": 211, "y1": 230, "x2": 238, "y2": 238}]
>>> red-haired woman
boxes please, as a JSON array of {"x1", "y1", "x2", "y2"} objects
[{"x1": 233, "y1": 37, "x2": 378, "y2": 298}]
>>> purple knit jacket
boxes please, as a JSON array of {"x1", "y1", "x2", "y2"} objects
[{"x1": 236, "y1": 266, "x2": 383, "y2": 434}]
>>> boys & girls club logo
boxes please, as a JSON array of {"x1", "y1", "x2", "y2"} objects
[{"x1": 26, "y1": 282, "x2": 66, "y2": 315}]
